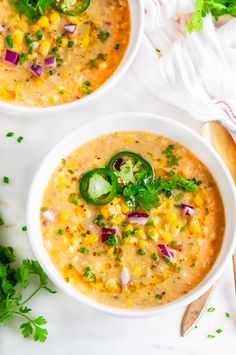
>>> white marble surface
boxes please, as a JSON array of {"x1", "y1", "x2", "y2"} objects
[{"x1": 0, "y1": 67, "x2": 235, "y2": 355}]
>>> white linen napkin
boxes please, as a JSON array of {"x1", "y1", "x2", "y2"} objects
[{"x1": 132, "y1": 0, "x2": 236, "y2": 131}]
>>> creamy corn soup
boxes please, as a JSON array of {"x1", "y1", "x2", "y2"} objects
[
  {"x1": 0, "y1": 0, "x2": 130, "y2": 107},
  {"x1": 41, "y1": 132, "x2": 225, "y2": 309}
]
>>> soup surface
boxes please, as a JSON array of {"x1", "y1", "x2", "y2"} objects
[
  {"x1": 0, "y1": 0, "x2": 130, "y2": 107},
  {"x1": 41, "y1": 132, "x2": 225, "y2": 309}
]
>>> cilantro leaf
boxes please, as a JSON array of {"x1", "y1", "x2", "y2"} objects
[
  {"x1": 188, "y1": 0, "x2": 236, "y2": 32},
  {"x1": 0, "y1": 244, "x2": 56, "y2": 342},
  {"x1": 20, "y1": 321, "x2": 33, "y2": 338},
  {"x1": 123, "y1": 175, "x2": 201, "y2": 211},
  {"x1": 12, "y1": 0, "x2": 53, "y2": 24}
]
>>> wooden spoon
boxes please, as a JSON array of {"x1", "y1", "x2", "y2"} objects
[{"x1": 181, "y1": 121, "x2": 236, "y2": 337}]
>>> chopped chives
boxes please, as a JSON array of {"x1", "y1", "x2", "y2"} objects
[
  {"x1": 7, "y1": 35, "x2": 14, "y2": 49},
  {"x1": 36, "y1": 31, "x2": 43, "y2": 40},
  {"x1": 207, "y1": 334, "x2": 216, "y2": 338},
  {"x1": 137, "y1": 249, "x2": 145, "y2": 255},
  {"x1": 216, "y1": 329, "x2": 223, "y2": 334},
  {"x1": 225, "y1": 312, "x2": 230, "y2": 318},
  {"x1": 68, "y1": 40, "x2": 74, "y2": 48},
  {"x1": 155, "y1": 293, "x2": 163, "y2": 300},
  {"x1": 115, "y1": 43, "x2": 120, "y2": 50},
  {"x1": 6, "y1": 131, "x2": 14, "y2": 137},
  {"x1": 40, "y1": 207, "x2": 47, "y2": 212},
  {"x1": 85, "y1": 81, "x2": 91, "y2": 87},
  {"x1": 3, "y1": 176, "x2": 9, "y2": 184},
  {"x1": 58, "y1": 229, "x2": 64, "y2": 235},
  {"x1": 49, "y1": 70, "x2": 53, "y2": 76},
  {"x1": 207, "y1": 307, "x2": 215, "y2": 312},
  {"x1": 0, "y1": 217, "x2": 4, "y2": 225},
  {"x1": 17, "y1": 136, "x2": 24, "y2": 143},
  {"x1": 19, "y1": 53, "x2": 27, "y2": 65},
  {"x1": 68, "y1": 263, "x2": 73, "y2": 269},
  {"x1": 22, "y1": 225, "x2": 27, "y2": 232},
  {"x1": 152, "y1": 253, "x2": 159, "y2": 261}
]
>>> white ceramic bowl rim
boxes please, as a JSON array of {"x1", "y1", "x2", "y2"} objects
[
  {"x1": 0, "y1": 0, "x2": 144, "y2": 115},
  {"x1": 27, "y1": 112, "x2": 236, "y2": 317}
]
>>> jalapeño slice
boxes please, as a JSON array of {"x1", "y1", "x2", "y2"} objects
[
  {"x1": 79, "y1": 168, "x2": 118, "y2": 206},
  {"x1": 52, "y1": 0, "x2": 90, "y2": 16},
  {"x1": 107, "y1": 151, "x2": 154, "y2": 187}
]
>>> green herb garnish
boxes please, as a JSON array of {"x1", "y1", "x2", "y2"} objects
[
  {"x1": 6, "y1": 35, "x2": 14, "y2": 49},
  {"x1": 188, "y1": 0, "x2": 236, "y2": 33},
  {"x1": 207, "y1": 307, "x2": 215, "y2": 312},
  {"x1": 0, "y1": 246, "x2": 56, "y2": 342},
  {"x1": 78, "y1": 247, "x2": 89, "y2": 254},
  {"x1": 137, "y1": 249, "x2": 145, "y2": 256},
  {"x1": 3, "y1": 176, "x2": 9, "y2": 184},
  {"x1": 155, "y1": 293, "x2": 163, "y2": 300},
  {"x1": 152, "y1": 253, "x2": 159, "y2": 261},
  {"x1": 22, "y1": 226, "x2": 27, "y2": 232},
  {"x1": 6, "y1": 132, "x2": 14, "y2": 137},
  {"x1": 99, "y1": 30, "x2": 110, "y2": 42},
  {"x1": 83, "y1": 266, "x2": 96, "y2": 282},
  {"x1": 17, "y1": 136, "x2": 24, "y2": 143}
]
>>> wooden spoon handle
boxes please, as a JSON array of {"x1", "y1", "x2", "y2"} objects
[{"x1": 181, "y1": 286, "x2": 214, "y2": 336}]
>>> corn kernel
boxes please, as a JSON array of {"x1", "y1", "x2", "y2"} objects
[
  {"x1": 124, "y1": 135, "x2": 134, "y2": 143},
  {"x1": 60, "y1": 37, "x2": 68, "y2": 47},
  {"x1": 80, "y1": 35, "x2": 90, "y2": 47},
  {"x1": 138, "y1": 241, "x2": 148, "y2": 249},
  {"x1": 121, "y1": 200, "x2": 129, "y2": 214},
  {"x1": 12, "y1": 29, "x2": 23, "y2": 45},
  {"x1": 162, "y1": 231, "x2": 171, "y2": 243},
  {"x1": 18, "y1": 20, "x2": 29, "y2": 31},
  {"x1": 194, "y1": 195, "x2": 204, "y2": 207},
  {"x1": 49, "y1": 11, "x2": 60, "y2": 24},
  {"x1": 27, "y1": 53, "x2": 37, "y2": 61},
  {"x1": 125, "y1": 224, "x2": 134, "y2": 232},
  {"x1": 30, "y1": 23, "x2": 40, "y2": 32},
  {"x1": 100, "y1": 206, "x2": 109, "y2": 219},
  {"x1": 107, "y1": 248, "x2": 114, "y2": 257},
  {"x1": 113, "y1": 215, "x2": 123, "y2": 224},
  {"x1": 39, "y1": 39, "x2": 51, "y2": 56},
  {"x1": 59, "y1": 212, "x2": 68, "y2": 222},
  {"x1": 133, "y1": 264, "x2": 143, "y2": 276},
  {"x1": 69, "y1": 17, "x2": 83, "y2": 25},
  {"x1": 58, "y1": 175, "x2": 67, "y2": 188},
  {"x1": 83, "y1": 233, "x2": 99, "y2": 245},
  {"x1": 0, "y1": 88, "x2": 16, "y2": 101},
  {"x1": 189, "y1": 220, "x2": 201, "y2": 234},
  {"x1": 37, "y1": 16, "x2": 50, "y2": 29},
  {"x1": 165, "y1": 210, "x2": 176, "y2": 222}
]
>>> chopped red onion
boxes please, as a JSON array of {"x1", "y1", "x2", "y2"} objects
[
  {"x1": 42, "y1": 210, "x2": 56, "y2": 222},
  {"x1": 128, "y1": 212, "x2": 149, "y2": 225},
  {"x1": 114, "y1": 158, "x2": 123, "y2": 171},
  {"x1": 158, "y1": 244, "x2": 176, "y2": 262},
  {"x1": 181, "y1": 202, "x2": 195, "y2": 216},
  {"x1": 4, "y1": 49, "x2": 19, "y2": 65},
  {"x1": 121, "y1": 266, "x2": 130, "y2": 286},
  {"x1": 64, "y1": 23, "x2": 77, "y2": 34},
  {"x1": 31, "y1": 63, "x2": 43, "y2": 76},
  {"x1": 102, "y1": 228, "x2": 117, "y2": 235},
  {"x1": 44, "y1": 56, "x2": 56, "y2": 67},
  {"x1": 101, "y1": 228, "x2": 117, "y2": 243},
  {"x1": 101, "y1": 233, "x2": 111, "y2": 243}
]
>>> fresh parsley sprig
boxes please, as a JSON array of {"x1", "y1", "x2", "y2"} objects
[{"x1": 0, "y1": 245, "x2": 56, "y2": 342}]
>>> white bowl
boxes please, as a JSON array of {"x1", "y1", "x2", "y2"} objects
[
  {"x1": 0, "y1": 0, "x2": 144, "y2": 116},
  {"x1": 27, "y1": 112, "x2": 236, "y2": 316}
]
